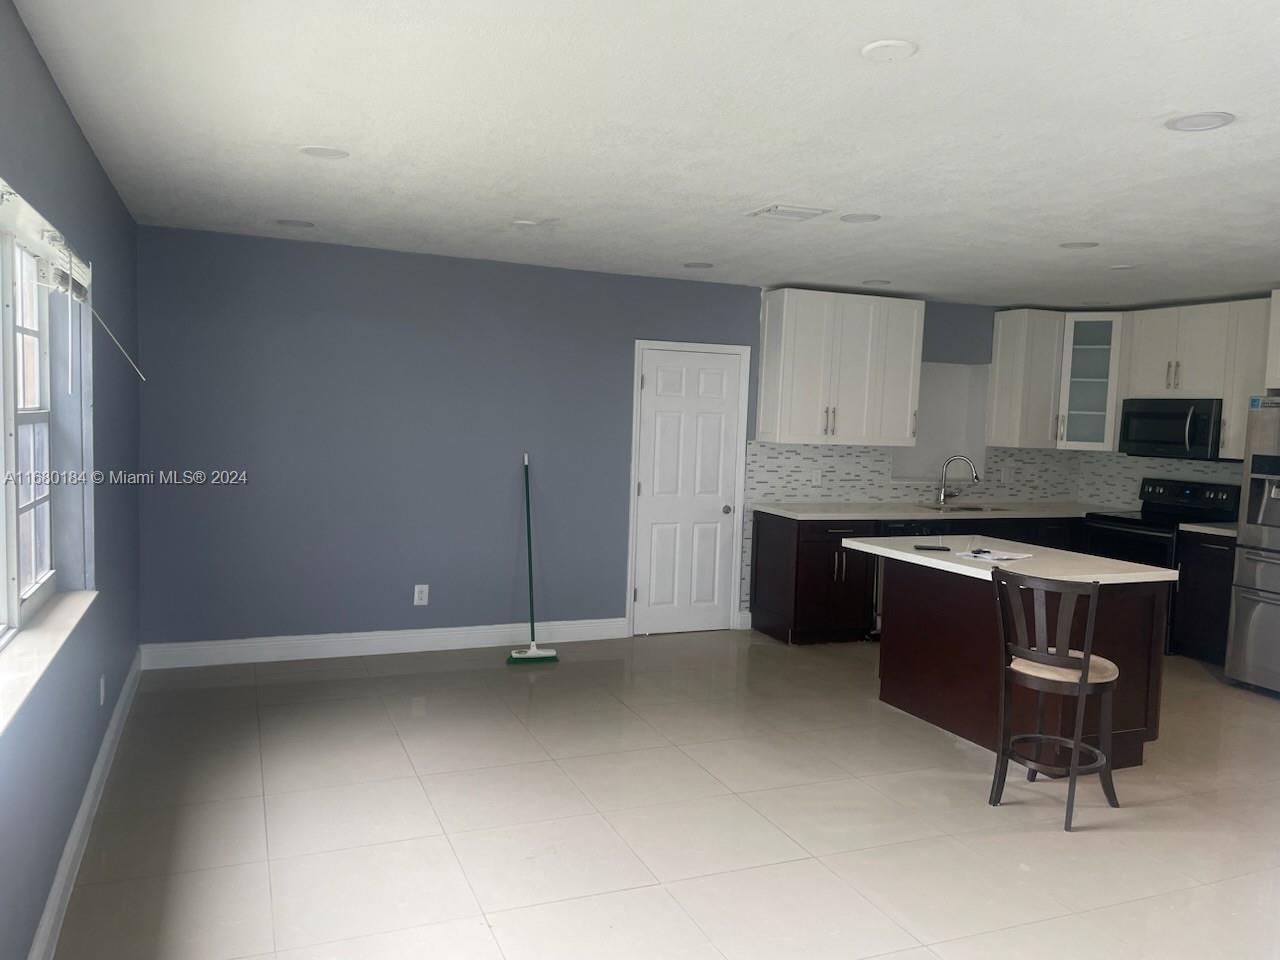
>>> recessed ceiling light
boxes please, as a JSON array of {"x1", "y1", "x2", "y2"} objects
[
  {"x1": 1164, "y1": 112, "x2": 1235, "y2": 132},
  {"x1": 1109, "y1": 264, "x2": 1136, "y2": 270},
  {"x1": 274, "y1": 219, "x2": 315, "y2": 228},
  {"x1": 839, "y1": 213, "x2": 882, "y2": 223},
  {"x1": 299, "y1": 145, "x2": 350, "y2": 159},
  {"x1": 511, "y1": 217, "x2": 558, "y2": 227},
  {"x1": 862, "y1": 280, "x2": 892, "y2": 286},
  {"x1": 861, "y1": 39, "x2": 918, "y2": 63},
  {"x1": 683, "y1": 262, "x2": 714, "y2": 269},
  {"x1": 1059, "y1": 241, "x2": 1099, "y2": 249}
]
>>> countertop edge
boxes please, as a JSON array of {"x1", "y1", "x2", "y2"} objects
[
  {"x1": 751, "y1": 501, "x2": 1102, "y2": 522},
  {"x1": 841, "y1": 535, "x2": 1181, "y2": 584}
]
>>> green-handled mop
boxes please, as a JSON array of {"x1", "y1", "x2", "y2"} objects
[{"x1": 508, "y1": 453, "x2": 558, "y2": 664}]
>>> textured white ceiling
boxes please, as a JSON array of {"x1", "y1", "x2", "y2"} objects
[{"x1": 15, "y1": 0, "x2": 1280, "y2": 306}]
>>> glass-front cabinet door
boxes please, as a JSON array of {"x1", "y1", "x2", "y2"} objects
[{"x1": 1057, "y1": 313, "x2": 1122, "y2": 450}]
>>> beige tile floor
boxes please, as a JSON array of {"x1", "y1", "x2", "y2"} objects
[{"x1": 55, "y1": 631, "x2": 1280, "y2": 959}]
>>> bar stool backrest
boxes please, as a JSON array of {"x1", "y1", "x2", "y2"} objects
[{"x1": 990, "y1": 568, "x2": 1103, "y2": 677}]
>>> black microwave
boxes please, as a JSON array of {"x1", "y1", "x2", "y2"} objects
[{"x1": 1118, "y1": 398, "x2": 1222, "y2": 460}]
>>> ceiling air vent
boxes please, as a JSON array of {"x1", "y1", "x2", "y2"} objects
[{"x1": 746, "y1": 203, "x2": 832, "y2": 222}]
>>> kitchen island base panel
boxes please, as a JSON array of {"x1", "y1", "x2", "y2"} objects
[{"x1": 877, "y1": 559, "x2": 1168, "y2": 770}]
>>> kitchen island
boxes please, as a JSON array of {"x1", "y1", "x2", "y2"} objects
[{"x1": 841, "y1": 535, "x2": 1179, "y2": 768}]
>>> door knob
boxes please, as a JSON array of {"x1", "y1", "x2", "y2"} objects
[{"x1": 722, "y1": 505, "x2": 732, "y2": 514}]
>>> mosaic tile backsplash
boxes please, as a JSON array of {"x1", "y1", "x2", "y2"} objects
[{"x1": 739, "y1": 442, "x2": 1245, "y2": 609}]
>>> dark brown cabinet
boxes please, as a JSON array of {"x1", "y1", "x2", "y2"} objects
[
  {"x1": 1171, "y1": 532, "x2": 1236, "y2": 664},
  {"x1": 751, "y1": 513, "x2": 877, "y2": 644},
  {"x1": 750, "y1": 511, "x2": 1084, "y2": 647}
]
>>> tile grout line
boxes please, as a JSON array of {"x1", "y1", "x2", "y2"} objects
[{"x1": 254, "y1": 689, "x2": 277, "y2": 956}]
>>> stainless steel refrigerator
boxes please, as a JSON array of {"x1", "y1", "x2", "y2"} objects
[{"x1": 1226, "y1": 397, "x2": 1280, "y2": 692}]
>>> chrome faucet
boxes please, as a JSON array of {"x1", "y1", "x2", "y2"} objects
[{"x1": 938, "y1": 455, "x2": 981, "y2": 507}]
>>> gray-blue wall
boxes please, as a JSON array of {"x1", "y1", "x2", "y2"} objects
[
  {"x1": 0, "y1": 1, "x2": 140, "y2": 957},
  {"x1": 923, "y1": 300, "x2": 995, "y2": 364},
  {"x1": 137, "y1": 228, "x2": 760, "y2": 644}
]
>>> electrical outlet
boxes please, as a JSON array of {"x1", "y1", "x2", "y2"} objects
[
  {"x1": 413, "y1": 584, "x2": 430, "y2": 606},
  {"x1": 98, "y1": 674, "x2": 105, "y2": 707},
  {"x1": 809, "y1": 469, "x2": 823, "y2": 487}
]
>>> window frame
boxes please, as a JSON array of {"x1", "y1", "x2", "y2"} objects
[{"x1": 0, "y1": 233, "x2": 57, "y2": 631}]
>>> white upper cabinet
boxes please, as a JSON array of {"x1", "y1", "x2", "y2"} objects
[
  {"x1": 756, "y1": 288, "x2": 924, "y2": 446},
  {"x1": 986, "y1": 309, "x2": 1064, "y2": 448},
  {"x1": 1172, "y1": 302, "x2": 1230, "y2": 396},
  {"x1": 757, "y1": 289, "x2": 834, "y2": 444},
  {"x1": 1057, "y1": 313, "x2": 1123, "y2": 450},
  {"x1": 1222, "y1": 298, "x2": 1271, "y2": 460},
  {"x1": 873, "y1": 297, "x2": 926, "y2": 445},
  {"x1": 1127, "y1": 307, "x2": 1180, "y2": 395},
  {"x1": 1267, "y1": 291, "x2": 1280, "y2": 390},
  {"x1": 1125, "y1": 303, "x2": 1230, "y2": 397},
  {"x1": 827, "y1": 295, "x2": 877, "y2": 443}
]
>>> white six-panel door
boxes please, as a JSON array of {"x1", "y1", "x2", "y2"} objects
[{"x1": 633, "y1": 347, "x2": 743, "y2": 634}]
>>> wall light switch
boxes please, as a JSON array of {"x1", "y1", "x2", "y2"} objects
[{"x1": 413, "y1": 584, "x2": 430, "y2": 606}]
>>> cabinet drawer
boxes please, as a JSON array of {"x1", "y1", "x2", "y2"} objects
[{"x1": 798, "y1": 520, "x2": 878, "y2": 542}]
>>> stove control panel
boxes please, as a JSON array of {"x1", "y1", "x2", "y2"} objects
[{"x1": 1139, "y1": 478, "x2": 1240, "y2": 513}]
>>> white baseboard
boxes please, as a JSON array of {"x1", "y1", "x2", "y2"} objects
[
  {"x1": 733, "y1": 610, "x2": 752, "y2": 630},
  {"x1": 27, "y1": 649, "x2": 140, "y2": 960},
  {"x1": 139, "y1": 617, "x2": 633, "y2": 670}
]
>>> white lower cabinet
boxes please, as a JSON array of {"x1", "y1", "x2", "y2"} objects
[{"x1": 757, "y1": 288, "x2": 924, "y2": 446}]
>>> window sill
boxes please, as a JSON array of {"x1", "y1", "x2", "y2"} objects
[{"x1": 0, "y1": 590, "x2": 98, "y2": 734}]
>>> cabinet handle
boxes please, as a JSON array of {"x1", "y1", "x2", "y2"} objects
[
  {"x1": 823, "y1": 407, "x2": 830, "y2": 435},
  {"x1": 1201, "y1": 543, "x2": 1232, "y2": 552},
  {"x1": 1058, "y1": 414, "x2": 1065, "y2": 440},
  {"x1": 911, "y1": 410, "x2": 917, "y2": 438},
  {"x1": 842, "y1": 551, "x2": 848, "y2": 581},
  {"x1": 831, "y1": 406, "x2": 837, "y2": 435},
  {"x1": 1166, "y1": 360, "x2": 1172, "y2": 389},
  {"x1": 833, "y1": 550, "x2": 839, "y2": 582},
  {"x1": 1175, "y1": 360, "x2": 1181, "y2": 388}
]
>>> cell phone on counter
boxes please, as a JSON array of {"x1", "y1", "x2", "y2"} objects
[{"x1": 913, "y1": 544, "x2": 951, "y2": 552}]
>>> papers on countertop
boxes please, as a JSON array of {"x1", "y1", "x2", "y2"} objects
[{"x1": 957, "y1": 549, "x2": 1032, "y2": 562}]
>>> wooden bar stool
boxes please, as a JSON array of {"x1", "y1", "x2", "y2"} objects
[{"x1": 988, "y1": 568, "x2": 1119, "y2": 832}]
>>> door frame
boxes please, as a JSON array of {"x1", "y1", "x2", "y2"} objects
[{"x1": 625, "y1": 340, "x2": 752, "y2": 636}]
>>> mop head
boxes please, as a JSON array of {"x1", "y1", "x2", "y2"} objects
[{"x1": 507, "y1": 646, "x2": 558, "y2": 665}]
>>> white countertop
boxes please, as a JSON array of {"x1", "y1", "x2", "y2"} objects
[
  {"x1": 841, "y1": 535, "x2": 1180, "y2": 584},
  {"x1": 752, "y1": 500, "x2": 1107, "y2": 522},
  {"x1": 1178, "y1": 522, "x2": 1237, "y2": 538}
]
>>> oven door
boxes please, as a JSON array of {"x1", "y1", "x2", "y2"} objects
[
  {"x1": 1081, "y1": 518, "x2": 1177, "y2": 568},
  {"x1": 1118, "y1": 398, "x2": 1222, "y2": 459}
]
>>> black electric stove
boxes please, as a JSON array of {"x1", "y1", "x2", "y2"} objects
[{"x1": 1082, "y1": 478, "x2": 1239, "y2": 568}]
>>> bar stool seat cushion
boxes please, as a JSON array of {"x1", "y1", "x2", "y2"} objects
[{"x1": 1011, "y1": 651, "x2": 1119, "y2": 685}]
